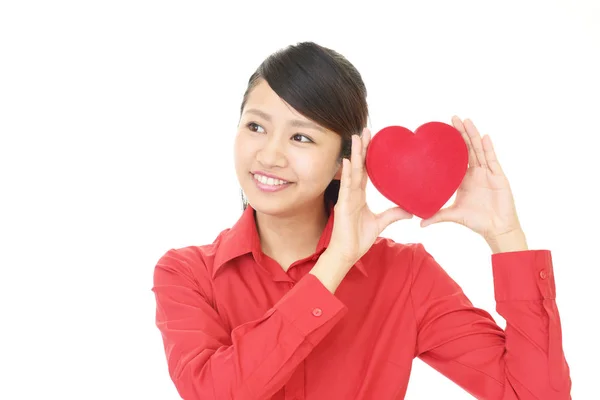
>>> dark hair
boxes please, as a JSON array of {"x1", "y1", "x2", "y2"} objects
[{"x1": 239, "y1": 41, "x2": 369, "y2": 211}]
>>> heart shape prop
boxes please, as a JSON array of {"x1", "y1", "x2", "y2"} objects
[{"x1": 365, "y1": 122, "x2": 469, "y2": 219}]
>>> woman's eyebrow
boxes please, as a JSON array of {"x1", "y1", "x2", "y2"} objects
[{"x1": 245, "y1": 108, "x2": 326, "y2": 133}]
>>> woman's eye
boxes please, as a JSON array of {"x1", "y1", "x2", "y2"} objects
[
  {"x1": 247, "y1": 122, "x2": 265, "y2": 133},
  {"x1": 246, "y1": 122, "x2": 312, "y2": 143},
  {"x1": 292, "y1": 134, "x2": 313, "y2": 143}
]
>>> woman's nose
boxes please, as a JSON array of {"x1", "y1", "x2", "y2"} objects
[{"x1": 256, "y1": 136, "x2": 286, "y2": 167}]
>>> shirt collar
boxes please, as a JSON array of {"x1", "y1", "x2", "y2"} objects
[{"x1": 213, "y1": 203, "x2": 368, "y2": 279}]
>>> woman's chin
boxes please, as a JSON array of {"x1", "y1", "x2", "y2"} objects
[{"x1": 247, "y1": 195, "x2": 291, "y2": 213}]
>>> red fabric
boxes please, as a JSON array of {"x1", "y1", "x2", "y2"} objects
[
  {"x1": 365, "y1": 123, "x2": 469, "y2": 219},
  {"x1": 152, "y1": 204, "x2": 571, "y2": 399}
]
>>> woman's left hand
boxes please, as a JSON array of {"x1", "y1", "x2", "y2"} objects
[{"x1": 420, "y1": 116, "x2": 527, "y2": 250}]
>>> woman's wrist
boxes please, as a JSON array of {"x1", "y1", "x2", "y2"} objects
[
  {"x1": 486, "y1": 229, "x2": 528, "y2": 254},
  {"x1": 309, "y1": 249, "x2": 353, "y2": 293}
]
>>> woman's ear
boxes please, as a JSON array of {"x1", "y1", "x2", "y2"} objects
[{"x1": 333, "y1": 159, "x2": 343, "y2": 180}]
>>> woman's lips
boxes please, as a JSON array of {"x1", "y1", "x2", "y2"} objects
[{"x1": 251, "y1": 172, "x2": 293, "y2": 193}]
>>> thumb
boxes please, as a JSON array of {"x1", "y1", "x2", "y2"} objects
[
  {"x1": 377, "y1": 207, "x2": 413, "y2": 231},
  {"x1": 420, "y1": 207, "x2": 460, "y2": 228}
]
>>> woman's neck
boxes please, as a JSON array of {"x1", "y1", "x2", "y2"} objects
[{"x1": 254, "y1": 202, "x2": 330, "y2": 268}]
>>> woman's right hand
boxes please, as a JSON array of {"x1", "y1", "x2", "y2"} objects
[{"x1": 327, "y1": 128, "x2": 413, "y2": 267}]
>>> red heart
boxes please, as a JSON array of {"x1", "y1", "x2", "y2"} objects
[{"x1": 365, "y1": 122, "x2": 469, "y2": 219}]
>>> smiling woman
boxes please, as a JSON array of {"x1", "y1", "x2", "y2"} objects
[
  {"x1": 236, "y1": 42, "x2": 369, "y2": 213},
  {"x1": 151, "y1": 41, "x2": 572, "y2": 400}
]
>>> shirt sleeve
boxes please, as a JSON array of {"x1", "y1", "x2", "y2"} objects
[
  {"x1": 151, "y1": 249, "x2": 347, "y2": 400},
  {"x1": 409, "y1": 243, "x2": 572, "y2": 400}
]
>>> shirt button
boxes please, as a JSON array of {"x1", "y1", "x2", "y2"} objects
[
  {"x1": 539, "y1": 270, "x2": 547, "y2": 279},
  {"x1": 312, "y1": 308, "x2": 322, "y2": 317}
]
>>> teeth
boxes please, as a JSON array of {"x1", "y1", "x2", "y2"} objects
[{"x1": 254, "y1": 174, "x2": 288, "y2": 186}]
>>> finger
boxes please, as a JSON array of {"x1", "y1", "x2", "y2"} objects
[
  {"x1": 420, "y1": 207, "x2": 460, "y2": 227},
  {"x1": 482, "y1": 134, "x2": 504, "y2": 175},
  {"x1": 339, "y1": 158, "x2": 351, "y2": 201},
  {"x1": 360, "y1": 128, "x2": 371, "y2": 190},
  {"x1": 377, "y1": 207, "x2": 413, "y2": 231},
  {"x1": 361, "y1": 127, "x2": 370, "y2": 155},
  {"x1": 463, "y1": 119, "x2": 487, "y2": 168},
  {"x1": 351, "y1": 134, "x2": 363, "y2": 190},
  {"x1": 452, "y1": 116, "x2": 477, "y2": 168}
]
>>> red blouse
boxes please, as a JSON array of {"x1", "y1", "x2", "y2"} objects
[{"x1": 152, "y1": 204, "x2": 571, "y2": 399}]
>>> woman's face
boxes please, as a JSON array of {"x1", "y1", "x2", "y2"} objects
[{"x1": 235, "y1": 79, "x2": 342, "y2": 216}]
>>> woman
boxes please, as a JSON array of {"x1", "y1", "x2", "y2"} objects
[{"x1": 152, "y1": 42, "x2": 571, "y2": 399}]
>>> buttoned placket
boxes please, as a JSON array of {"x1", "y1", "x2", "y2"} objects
[{"x1": 283, "y1": 258, "x2": 321, "y2": 400}]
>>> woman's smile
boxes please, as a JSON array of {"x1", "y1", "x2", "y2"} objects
[{"x1": 251, "y1": 172, "x2": 294, "y2": 192}]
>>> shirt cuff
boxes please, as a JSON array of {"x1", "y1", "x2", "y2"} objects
[
  {"x1": 492, "y1": 249, "x2": 556, "y2": 302},
  {"x1": 275, "y1": 273, "x2": 348, "y2": 339}
]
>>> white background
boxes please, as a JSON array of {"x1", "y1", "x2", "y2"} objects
[{"x1": 1, "y1": 0, "x2": 598, "y2": 399}]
